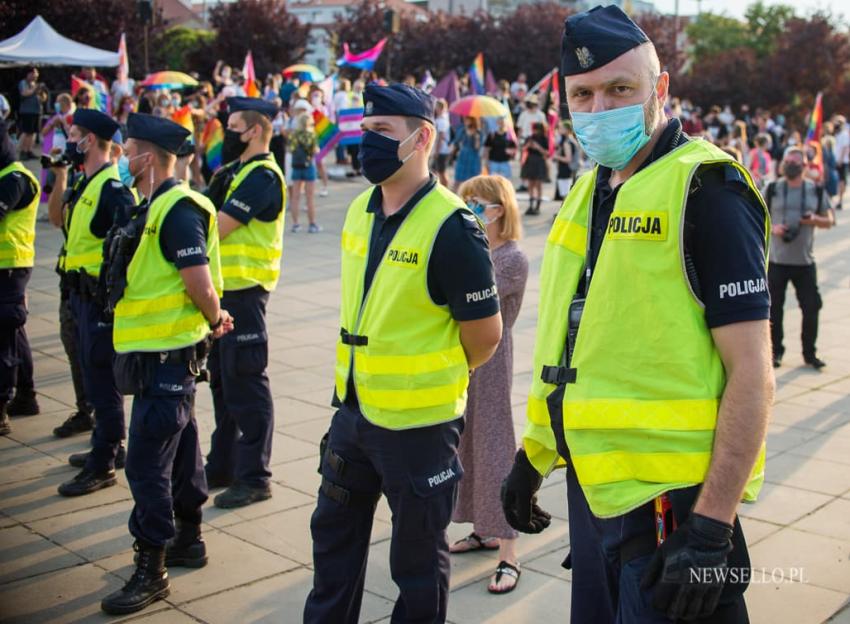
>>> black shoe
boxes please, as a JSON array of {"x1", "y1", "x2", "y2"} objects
[
  {"x1": 0, "y1": 405, "x2": 10, "y2": 436},
  {"x1": 7, "y1": 390, "x2": 40, "y2": 416},
  {"x1": 135, "y1": 521, "x2": 208, "y2": 568},
  {"x1": 101, "y1": 542, "x2": 170, "y2": 615},
  {"x1": 805, "y1": 356, "x2": 826, "y2": 370},
  {"x1": 69, "y1": 444, "x2": 126, "y2": 469},
  {"x1": 53, "y1": 411, "x2": 94, "y2": 438},
  {"x1": 525, "y1": 204, "x2": 539, "y2": 216},
  {"x1": 772, "y1": 356, "x2": 782, "y2": 368},
  {"x1": 214, "y1": 482, "x2": 272, "y2": 509},
  {"x1": 57, "y1": 468, "x2": 117, "y2": 497}
]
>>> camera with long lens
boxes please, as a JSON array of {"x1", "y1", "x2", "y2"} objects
[
  {"x1": 40, "y1": 153, "x2": 71, "y2": 168},
  {"x1": 782, "y1": 223, "x2": 800, "y2": 242}
]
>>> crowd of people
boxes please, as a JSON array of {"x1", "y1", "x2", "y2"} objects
[{"x1": 0, "y1": 4, "x2": 843, "y2": 619}]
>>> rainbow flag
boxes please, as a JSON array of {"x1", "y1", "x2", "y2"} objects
[
  {"x1": 805, "y1": 92, "x2": 823, "y2": 143},
  {"x1": 243, "y1": 51, "x2": 260, "y2": 98},
  {"x1": 201, "y1": 118, "x2": 224, "y2": 171},
  {"x1": 469, "y1": 53, "x2": 485, "y2": 95},
  {"x1": 337, "y1": 38, "x2": 387, "y2": 71},
  {"x1": 172, "y1": 105, "x2": 194, "y2": 134},
  {"x1": 71, "y1": 77, "x2": 109, "y2": 113},
  {"x1": 117, "y1": 32, "x2": 129, "y2": 87},
  {"x1": 313, "y1": 109, "x2": 340, "y2": 162}
]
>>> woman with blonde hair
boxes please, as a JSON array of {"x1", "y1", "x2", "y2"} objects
[
  {"x1": 451, "y1": 174, "x2": 529, "y2": 595},
  {"x1": 289, "y1": 112, "x2": 320, "y2": 232}
]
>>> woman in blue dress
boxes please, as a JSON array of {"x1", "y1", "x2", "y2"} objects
[{"x1": 452, "y1": 116, "x2": 484, "y2": 191}]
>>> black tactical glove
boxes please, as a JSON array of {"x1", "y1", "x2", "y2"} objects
[
  {"x1": 500, "y1": 448, "x2": 551, "y2": 533},
  {"x1": 640, "y1": 512, "x2": 734, "y2": 621}
]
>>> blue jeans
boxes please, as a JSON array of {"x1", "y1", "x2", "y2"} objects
[{"x1": 488, "y1": 160, "x2": 512, "y2": 179}]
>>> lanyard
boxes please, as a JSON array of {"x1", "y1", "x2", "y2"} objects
[{"x1": 781, "y1": 179, "x2": 806, "y2": 225}]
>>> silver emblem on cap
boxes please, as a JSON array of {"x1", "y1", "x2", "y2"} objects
[
  {"x1": 576, "y1": 46, "x2": 594, "y2": 69},
  {"x1": 365, "y1": 102, "x2": 374, "y2": 114}
]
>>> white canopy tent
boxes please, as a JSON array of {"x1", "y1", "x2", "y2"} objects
[{"x1": 0, "y1": 16, "x2": 119, "y2": 67}]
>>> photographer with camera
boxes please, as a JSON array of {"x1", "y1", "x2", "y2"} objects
[{"x1": 767, "y1": 146, "x2": 835, "y2": 369}]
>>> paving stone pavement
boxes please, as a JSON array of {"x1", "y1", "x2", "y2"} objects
[{"x1": 2, "y1": 173, "x2": 850, "y2": 623}]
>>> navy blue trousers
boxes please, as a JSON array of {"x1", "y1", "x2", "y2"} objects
[
  {"x1": 565, "y1": 468, "x2": 750, "y2": 624},
  {"x1": 0, "y1": 268, "x2": 32, "y2": 401},
  {"x1": 70, "y1": 293, "x2": 125, "y2": 472},
  {"x1": 125, "y1": 361, "x2": 208, "y2": 547},
  {"x1": 304, "y1": 404, "x2": 464, "y2": 624},
  {"x1": 206, "y1": 287, "x2": 274, "y2": 488}
]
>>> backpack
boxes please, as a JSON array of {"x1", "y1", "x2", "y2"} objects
[{"x1": 291, "y1": 142, "x2": 309, "y2": 169}]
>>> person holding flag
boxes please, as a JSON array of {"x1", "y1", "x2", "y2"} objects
[{"x1": 203, "y1": 97, "x2": 287, "y2": 509}]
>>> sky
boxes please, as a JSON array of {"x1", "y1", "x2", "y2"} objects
[{"x1": 651, "y1": 0, "x2": 845, "y2": 19}]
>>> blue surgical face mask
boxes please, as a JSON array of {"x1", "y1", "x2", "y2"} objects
[
  {"x1": 467, "y1": 200, "x2": 499, "y2": 225},
  {"x1": 358, "y1": 128, "x2": 420, "y2": 185},
  {"x1": 117, "y1": 155, "x2": 134, "y2": 187},
  {"x1": 570, "y1": 89, "x2": 656, "y2": 171}
]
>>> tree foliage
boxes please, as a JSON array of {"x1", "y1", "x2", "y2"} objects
[
  {"x1": 153, "y1": 27, "x2": 215, "y2": 72},
  {"x1": 207, "y1": 0, "x2": 310, "y2": 79}
]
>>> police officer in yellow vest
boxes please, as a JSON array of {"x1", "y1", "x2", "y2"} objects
[
  {"x1": 203, "y1": 97, "x2": 285, "y2": 508},
  {"x1": 500, "y1": 7, "x2": 774, "y2": 623},
  {"x1": 100, "y1": 113, "x2": 233, "y2": 615},
  {"x1": 0, "y1": 119, "x2": 40, "y2": 436},
  {"x1": 304, "y1": 84, "x2": 502, "y2": 624},
  {"x1": 56, "y1": 110, "x2": 137, "y2": 497}
]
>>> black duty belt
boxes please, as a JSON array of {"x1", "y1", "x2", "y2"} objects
[{"x1": 340, "y1": 328, "x2": 368, "y2": 346}]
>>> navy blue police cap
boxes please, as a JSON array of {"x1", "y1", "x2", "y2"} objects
[
  {"x1": 126, "y1": 113, "x2": 191, "y2": 155},
  {"x1": 72, "y1": 109, "x2": 120, "y2": 141},
  {"x1": 364, "y1": 83, "x2": 435, "y2": 124},
  {"x1": 227, "y1": 96, "x2": 278, "y2": 120},
  {"x1": 561, "y1": 5, "x2": 650, "y2": 76},
  {"x1": 176, "y1": 138, "x2": 195, "y2": 158}
]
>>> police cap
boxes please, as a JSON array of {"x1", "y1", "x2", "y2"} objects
[
  {"x1": 561, "y1": 5, "x2": 650, "y2": 76},
  {"x1": 72, "y1": 109, "x2": 120, "y2": 141},
  {"x1": 227, "y1": 96, "x2": 278, "y2": 120},
  {"x1": 364, "y1": 83, "x2": 435, "y2": 124},
  {"x1": 176, "y1": 137, "x2": 195, "y2": 158},
  {"x1": 126, "y1": 113, "x2": 191, "y2": 155}
]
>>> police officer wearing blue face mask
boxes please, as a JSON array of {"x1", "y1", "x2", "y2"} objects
[
  {"x1": 304, "y1": 83, "x2": 503, "y2": 624},
  {"x1": 501, "y1": 5, "x2": 774, "y2": 623},
  {"x1": 53, "y1": 109, "x2": 138, "y2": 497}
]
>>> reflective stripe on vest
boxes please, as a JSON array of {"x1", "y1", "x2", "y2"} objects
[
  {"x1": 220, "y1": 157, "x2": 286, "y2": 291},
  {"x1": 523, "y1": 139, "x2": 769, "y2": 518},
  {"x1": 64, "y1": 165, "x2": 120, "y2": 277},
  {"x1": 334, "y1": 184, "x2": 471, "y2": 430},
  {"x1": 113, "y1": 186, "x2": 223, "y2": 353},
  {"x1": 0, "y1": 162, "x2": 39, "y2": 268}
]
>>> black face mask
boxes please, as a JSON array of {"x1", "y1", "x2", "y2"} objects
[
  {"x1": 783, "y1": 163, "x2": 803, "y2": 179},
  {"x1": 64, "y1": 141, "x2": 86, "y2": 168},
  {"x1": 222, "y1": 128, "x2": 248, "y2": 164}
]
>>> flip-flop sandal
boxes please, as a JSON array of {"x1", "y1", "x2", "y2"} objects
[
  {"x1": 449, "y1": 532, "x2": 499, "y2": 554},
  {"x1": 488, "y1": 560, "x2": 521, "y2": 595}
]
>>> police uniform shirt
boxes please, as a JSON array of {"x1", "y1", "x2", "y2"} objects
[
  {"x1": 217, "y1": 153, "x2": 284, "y2": 225},
  {"x1": 340, "y1": 174, "x2": 499, "y2": 409},
  {"x1": 585, "y1": 119, "x2": 770, "y2": 328},
  {"x1": 148, "y1": 179, "x2": 210, "y2": 269},
  {"x1": 0, "y1": 166, "x2": 37, "y2": 219},
  {"x1": 66, "y1": 163, "x2": 137, "y2": 237}
]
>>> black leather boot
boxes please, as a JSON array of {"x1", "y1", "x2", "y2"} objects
[
  {"x1": 57, "y1": 468, "x2": 117, "y2": 497},
  {"x1": 7, "y1": 389, "x2": 39, "y2": 416},
  {"x1": 101, "y1": 542, "x2": 170, "y2": 615},
  {"x1": 167, "y1": 520, "x2": 208, "y2": 568},
  {"x1": 53, "y1": 411, "x2": 94, "y2": 438}
]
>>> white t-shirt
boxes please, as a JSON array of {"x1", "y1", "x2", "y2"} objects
[
  {"x1": 835, "y1": 127, "x2": 850, "y2": 164},
  {"x1": 517, "y1": 109, "x2": 546, "y2": 139},
  {"x1": 435, "y1": 114, "x2": 451, "y2": 155}
]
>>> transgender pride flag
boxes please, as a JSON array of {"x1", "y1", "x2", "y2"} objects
[{"x1": 337, "y1": 107, "x2": 364, "y2": 146}]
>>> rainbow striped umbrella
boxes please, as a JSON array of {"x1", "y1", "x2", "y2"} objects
[
  {"x1": 449, "y1": 95, "x2": 508, "y2": 118},
  {"x1": 283, "y1": 63, "x2": 325, "y2": 82},
  {"x1": 140, "y1": 71, "x2": 199, "y2": 90}
]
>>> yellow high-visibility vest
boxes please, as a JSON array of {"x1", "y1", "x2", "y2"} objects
[{"x1": 524, "y1": 139, "x2": 769, "y2": 518}]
